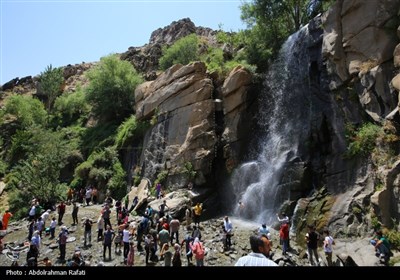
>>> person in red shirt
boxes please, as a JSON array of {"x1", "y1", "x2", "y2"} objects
[{"x1": 2, "y1": 210, "x2": 13, "y2": 230}]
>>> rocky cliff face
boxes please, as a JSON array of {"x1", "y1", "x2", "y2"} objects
[
  {"x1": 290, "y1": 0, "x2": 400, "y2": 238},
  {"x1": 133, "y1": 61, "x2": 255, "y2": 215}
]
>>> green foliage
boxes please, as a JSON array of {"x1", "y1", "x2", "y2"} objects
[
  {"x1": 371, "y1": 216, "x2": 381, "y2": 230},
  {"x1": 0, "y1": 95, "x2": 47, "y2": 129},
  {"x1": 159, "y1": 34, "x2": 199, "y2": 70},
  {"x1": 386, "y1": 228, "x2": 400, "y2": 250},
  {"x1": 183, "y1": 162, "x2": 197, "y2": 181},
  {"x1": 107, "y1": 161, "x2": 127, "y2": 199},
  {"x1": 52, "y1": 86, "x2": 91, "y2": 127},
  {"x1": 153, "y1": 170, "x2": 169, "y2": 191},
  {"x1": 115, "y1": 116, "x2": 149, "y2": 149},
  {"x1": 74, "y1": 146, "x2": 126, "y2": 199},
  {"x1": 133, "y1": 175, "x2": 141, "y2": 187},
  {"x1": 352, "y1": 206, "x2": 362, "y2": 215},
  {"x1": 81, "y1": 123, "x2": 118, "y2": 156},
  {"x1": 5, "y1": 127, "x2": 76, "y2": 218},
  {"x1": 240, "y1": 0, "x2": 311, "y2": 72},
  {"x1": 0, "y1": 159, "x2": 7, "y2": 177},
  {"x1": 85, "y1": 54, "x2": 143, "y2": 122},
  {"x1": 37, "y1": 64, "x2": 64, "y2": 111},
  {"x1": 346, "y1": 123, "x2": 381, "y2": 157}
]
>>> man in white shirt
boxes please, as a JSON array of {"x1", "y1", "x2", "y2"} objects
[{"x1": 235, "y1": 235, "x2": 278, "y2": 266}]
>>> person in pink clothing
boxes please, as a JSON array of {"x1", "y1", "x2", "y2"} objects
[
  {"x1": 126, "y1": 241, "x2": 135, "y2": 266},
  {"x1": 190, "y1": 237, "x2": 205, "y2": 266}
]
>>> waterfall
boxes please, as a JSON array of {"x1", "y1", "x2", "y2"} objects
[{"x1": 231, "y1": 25, "x2": 312, "y2": 225}]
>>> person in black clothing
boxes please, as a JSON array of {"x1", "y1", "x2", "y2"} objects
[
  {"x1": 305, "y1": 224, "x2": 320, "y2": 266},
  {"x1": 27, "y1": 244, "x2": 39, "y2": 267}
]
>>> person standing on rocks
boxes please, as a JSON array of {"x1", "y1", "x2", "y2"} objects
[
  {"x1": 71, "y1": 202, "x2": 79, "y2": 226},
  {"x1": 92, "y1": 186, "x2": 98, "y2": 205},
  {"x1": 193, "y1": 203, "x2": 203, "y2": 226},
  {"x1": 126, "y1": 241, "x2": 135, "y2": 266},
  {"x1": 235, "y1": 235, "x2": 278, "y2": 266},
  {"x1": 181, "y1": 234, "x2": 194, "y2": 266},
  {"x1": 185, "y1": 205, "x2": 192, "y2": 229},
  {"x1": 169, "y1": 217, "x2": 180, "y2": 245},
  {"x1": 56, "y1": 201, "x2": 66, "y2": 226},
  {"x1": 223, "y1": 216, "x2": 233, "y2": 250},
  {"x1": 2, "y1": 210, "x2": 13, "y2": 230},
  {"x1": 58, "y1": 226, "x2": 69, "y2": 262},
  {"x1": 83, "y1": 218, "x2": 93, "y2": 247},
  {"x1": 190, "y1": 237, "x2": 205, "y2": 266},
  {"x1": 49, "y1": 217, "x2": 57, "y2": 239},
  {"x1": 158, "y1": 200, "x2": 169, "y2": 218},
  {"x1": 305, "y1": 224, "x2": 320, "y2": 266},
  {"x1": 103, "y1": 225, "x2": 115, "y2": 261},
  {"x1": 40, "y1": 209, "x2": 51, "y2": 230},
  {"x1": 97, "y1": 215, "x2": 104, "y2": 242},
  {"x1": 323, "y1": 229, "x2": 335, "y2": 266},
  {"x1": 279, "y1": 222, "x2": 290, "y2": 255}
]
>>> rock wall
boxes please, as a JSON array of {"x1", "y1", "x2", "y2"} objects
[
  {"x1": 293, "y1": 0, "x2": 400, "y2": 237},
  {"x1": 134, "y1": 61, "x2": 255, "y2": 215}
]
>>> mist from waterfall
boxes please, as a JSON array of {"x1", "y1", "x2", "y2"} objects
[{"x1": 231, "y1": 26, "x2": 311, "y2": 225}]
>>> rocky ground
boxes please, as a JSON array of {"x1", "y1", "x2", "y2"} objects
[{"x1": 0, "y1": 202, "x2": 398, "y2": 267}]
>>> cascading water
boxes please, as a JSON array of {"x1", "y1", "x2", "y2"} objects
[{"x1": 231, "y1": 25, "x2": 312, "y2": 225}]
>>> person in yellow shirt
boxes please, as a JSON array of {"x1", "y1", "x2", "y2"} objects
[{"x1": 193, "y1": 203, "x2": 203, "y2": 226}]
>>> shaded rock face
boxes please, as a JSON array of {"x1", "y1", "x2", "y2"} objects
[{"x1": 291, "y1": 0, "x2": 400, "y2": 236}]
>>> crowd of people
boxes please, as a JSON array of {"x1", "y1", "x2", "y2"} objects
[{"x1": 0, "y1": 183, "x2": 394, "y2": 267}]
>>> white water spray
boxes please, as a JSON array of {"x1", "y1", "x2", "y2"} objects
[{"x1": 231, "y1": 26, "x2": 312, "y2": 225}]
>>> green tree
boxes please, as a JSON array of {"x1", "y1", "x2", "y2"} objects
[
  {"x1": 37, "y1": 64, "x2": 64, "y2": 111},
  {"x1": 52, "y1": 86, "x2": 91, "y2": 127},
  {"x1": 240, "y1": 0, "x2": 311, "y2": 72},
  {"x1": 74, "y1": 146, "x2": 126, "y2": 199},
  {"x1": 159, "y1": 34, "x2": 199, "y2": 70},
  {"x1": 0, "y1": 95, "x2": 47, "y2": 129},
  {"x1": 85, "y1": 54, "x2": 143, "y2": 123},
  {"x1": 6, "y1": 128, "x2": 76, "y2": 218},
  {"x1": 0, "y1": 95, "x2": 48, "y2": 165}
]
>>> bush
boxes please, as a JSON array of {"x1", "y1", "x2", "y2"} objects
[
  {"x1": 159, "y1": 34, "x2": 199, "y2": 70},
  {"x1": 115, "y1": 116, "x2": 149, "y2": 149},
  {"x1": 53, "y1": 87, "x2": 90, "y2": 126},
  {"x1": 85, "y1": 54, "x2": 143, "y2": 122},
  {"x1": 0, "y1": 95, "x2": 47, "y2": 129},
  {"x1": 37, "y1": 64, "x2": 64, "y2": 111},
  {"x1": 346, "y1": 123, "x2": 381, "y2": 157},
  {"x1": 74, "y1": 146, "x2": 126, "y2": 199}
]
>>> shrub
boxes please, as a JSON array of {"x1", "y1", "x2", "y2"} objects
[
  {"x1": 53, "y1": 86, "x2": 90, "y2": 126},
  {"x1": 37, "y1": 64, "x2": 64, "y2": 111},
  {"x1": 74, "y1": 146, "x2": 126, "y2": 199},
  {"x1": 346, "y1": 123, "x2": 381, "y2": 157},
  {"x1": 159, "y1": 34, "x2": 199, "y2": 70},
  {"x1": 85, "y1": 54, "x2": 143, "y2": 122},
  {"x1": 0, "y1": 95, "x2": 47, "y2": 129},
  {"x1": 115, "y1": 116, "x2": 149, "y2": 149}
]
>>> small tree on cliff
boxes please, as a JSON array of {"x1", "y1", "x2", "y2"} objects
[
  {"x1": 85, "y1": 54, "x2": 143, "y2": 123},
  {"x1": 37, "y1": 64, "x2": 64, "y2": 112},
  {"x1": 159, "y1": 34, "x2": 199, "y2": 70}
]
